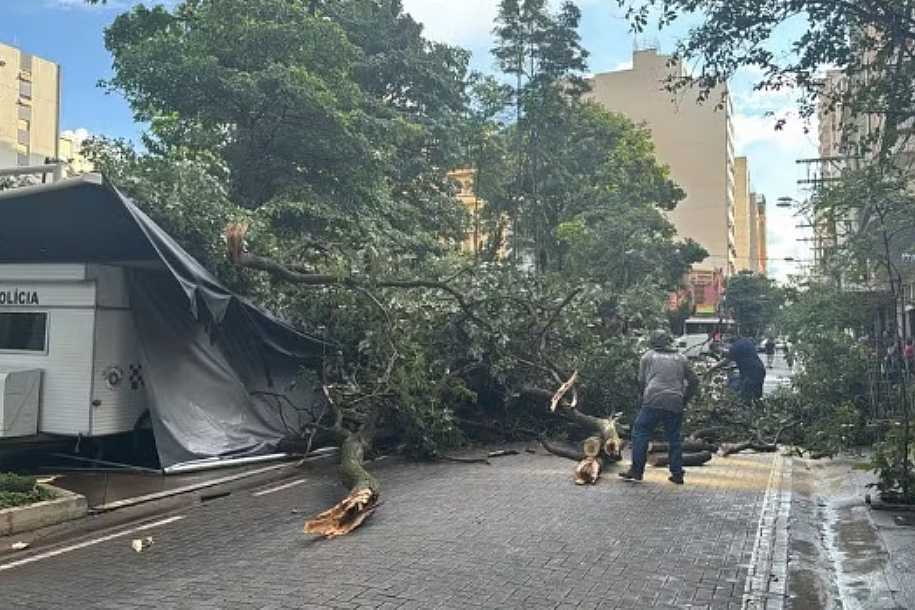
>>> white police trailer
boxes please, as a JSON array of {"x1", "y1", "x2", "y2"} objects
[{"x1": 0, "y1": 264, "x2": 148, "y2": 441}]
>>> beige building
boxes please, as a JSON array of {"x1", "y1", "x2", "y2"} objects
[
  {"x1": 0, "y1": 42, "x2": 60, "y2": 169},
  {"x1": 448, "y1": 168, "x2": 509, "y2": 258},
  {"x1": 755, "y1": 194, "x2": 768, "y2": 275},
  {"x1": 732, "y1": 157, "x2": 769, "y2": 274},
  {"x1": 58, "y1": 132, "x2": 94, "y2": 176},
  {"x1": 586, "y1": 48, "x2": 737, "y2": 275},
  {"x1": 733, "y1": 157, "x2": 753, "y2": 272}
]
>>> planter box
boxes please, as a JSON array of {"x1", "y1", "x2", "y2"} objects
[{"x1": 0, "y1": 484, "x2": 88, "y2": 537}]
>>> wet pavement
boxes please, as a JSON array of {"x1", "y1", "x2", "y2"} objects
[
  {"x1": 763, "y1": 352, "x2": 793, "y2": 395},
  {"x1": 787, "y1": 456, "x2": 914, "y2": 610},
  {"x1": 0, "y1": 447, "x2": 788, "y2": 609},
  {"x1": 44, "y1": 460, "x2": 296, "y2": 508}
]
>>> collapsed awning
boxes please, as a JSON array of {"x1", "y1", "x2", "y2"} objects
[{"x1": 0, "y1": 174, "x2": 327, "y2": 467}]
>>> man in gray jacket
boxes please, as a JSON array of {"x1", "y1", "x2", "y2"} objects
[{"x1": 619, "y1": 329, "x2": 700, "y2": 485}]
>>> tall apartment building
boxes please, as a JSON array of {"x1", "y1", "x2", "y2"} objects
[
  {"x1": 0, "y1": 42, "x2": 60, "y2": 169},
  {"x1": 586, "y1": 49, "x2": 737, "y2": 276},
  {"x1": 448, "y1": 168, "x2": 509, "y2": 259},
  {"x1": 734, "y1": 157, "x2": 753, "y2": 272},
  {"x1": 733, "y1": 157, "x2": 770, "y2": 275},
  {"x1": 58, "y1": 131, "x2": 94, "y2": 176},
  {"x1": 755, "y1": 194, "x2": 768, "y2": 276}
]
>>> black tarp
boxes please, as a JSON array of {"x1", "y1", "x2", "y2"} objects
[{"x1": 0, "y1": 175, "x2": 327, "y2": 466}]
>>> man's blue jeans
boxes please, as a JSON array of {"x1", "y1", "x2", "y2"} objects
[{"x1": 630, "y1": 406, "x2": 684, "y2": 477}]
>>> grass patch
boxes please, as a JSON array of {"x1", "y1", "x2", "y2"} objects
[
  {"x1": 851, "y1": 462, "x2": 873, "y2": 471},
  {"x1": 0, "y1": 473, "x2": 54, "y2": 509}
]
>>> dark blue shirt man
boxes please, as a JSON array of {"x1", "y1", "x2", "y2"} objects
[{"x1": 710, "y1": 336, "x2": 766, "y2": 400}]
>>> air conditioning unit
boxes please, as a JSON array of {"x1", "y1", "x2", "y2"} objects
[{"x1": 0, "y1": 369, "x2": 41, "y2": 438}]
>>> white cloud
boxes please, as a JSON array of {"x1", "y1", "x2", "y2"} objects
[
  {"x1": 61, "y1": 128, "x2": 92, "y2": 145},
  {"x1": 43, "y1": 0, "x2": 125, "y2": 8},
  {"x1": 401, "y1": 0, "x2": 500, "y2": 46},
  {"x1": 401, "y1": 0, "x2": 602, "y2": 46},
  {"x1": 733, "y1": 112, "x2": 816, "y2": 155},
  {"x1": 732, "y1": 112, "x2": 819, "y2": 282},
  {"x1": 43, "y1": 0, "x2": 180, "y2": 9}
]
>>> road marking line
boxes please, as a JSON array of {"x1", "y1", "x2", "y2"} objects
[
  {"x1": 252, "y1": 478, "x2": 307, "y2": 496},
  {"x1": 94, "y1": 463, "x2": 292, "y2": 512},
  {"x1": 0, "y1": 515, "x2": 186, "y2": 572},
  {"x1": 741, "y1": 454, "x2": 792, "y2": 609}
]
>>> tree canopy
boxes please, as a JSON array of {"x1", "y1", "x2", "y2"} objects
[
  {"x1": 723, "y1": 272, "x2": 784, "y2": 338},
  {"x1": 76, "y1": 0, "x2": 726, "y2": 523}
]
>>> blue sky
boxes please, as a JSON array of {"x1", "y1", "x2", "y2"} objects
[{"x1": 2, "y1": 0, "x2": 817, "y2": 281}]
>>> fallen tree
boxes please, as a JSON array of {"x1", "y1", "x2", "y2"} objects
[
  {"x1": 303, "y1": 423, "x2": 379, "y2": 539},
  {"x1": 522, "y1": 375, "x2": 623, "y2": 485},
  {"x1": 225, "y1": 224, "x2": 650, "y2": 535}
]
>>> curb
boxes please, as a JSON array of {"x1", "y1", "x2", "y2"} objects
[
  {"x1": 742, "y1": 453, "x2": 793, "y2": 610},
  {"x1": 0, "y1": 484, "x2": 88, "y2": 537},
  {"x1": 0, "y1": 453, "x2": 337, "y2": 561}
]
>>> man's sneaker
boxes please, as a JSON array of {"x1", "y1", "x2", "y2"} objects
[
  {"x1": 668, "y1": 473, "x2": 684, "y2": 485},
  {"x1": 618, "y1": 470, "x2": 643, "y2": 482}
]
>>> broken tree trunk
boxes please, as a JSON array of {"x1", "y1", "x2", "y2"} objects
[
  {"x1": 303, "y1": 427, "x2": 379, "y2": 539},
  {"x1": 648, "y1": 451, "x2": 713, "y2": 468},
  {"x1": 534, "y1": 372, "x2": 624, "y2": 485},
  {"x1": 540, "y1": 437, "x2": 606, "y2": 485},
  {"x1": 648, "y1": 439, "x2": 718, "y2": 454},
  {"x1": 719, "y1": 441, "x2": 778, "y2": 457},
  {"x1": 540, "y1": 437, "x2": 586, "y2": 461}
]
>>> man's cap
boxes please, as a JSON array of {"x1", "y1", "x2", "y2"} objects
[{"x1": 650, "y1": 329, "x2": 673, "y2": 348}]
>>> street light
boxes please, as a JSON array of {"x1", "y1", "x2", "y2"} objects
[{"x1": 776, "y1": 196, "x2": 796, "y2": 208}]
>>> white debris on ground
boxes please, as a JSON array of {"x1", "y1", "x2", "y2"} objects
[{"x1": 130, "y1": 537, "x2": 154, "y2": 553}]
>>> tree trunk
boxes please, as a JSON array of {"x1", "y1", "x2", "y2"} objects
[
  {"x1": 303, "y1": 428, "x2": 380, "y2": 539},
  {"x1": 541, "y1": 437, "x2": 586, "y2": 461},
  {"x1": 557, "y1": 408, "x2": 623, "y2": 462},
  {"x1": 648, "y1": 451, "x2": 713, "y2": 468},
  {"x1": 648, "y1": 439, "x2": 718, "y2": 454},
  {"x1": 540, "y1": 437, "x2": 612, "y2": 485},
  {"x1": 719, "y1": 441, "x2": 778, "y2": 457}
]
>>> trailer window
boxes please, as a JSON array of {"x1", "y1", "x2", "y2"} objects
[{"x1": 0, "y1": 313, "x2": 47, "y2": 352}]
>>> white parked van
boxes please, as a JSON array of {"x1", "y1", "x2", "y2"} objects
[{"x1": 676, "y1": 317, "x2": 736, "y2": 359}]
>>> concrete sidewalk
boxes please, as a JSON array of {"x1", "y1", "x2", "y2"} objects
[
  {"x1": 787, "y1": 455, "x2": 915, "y2": 610},
  {"x1": 0, "y1": 446, "x2": 791, "y2": 609}
]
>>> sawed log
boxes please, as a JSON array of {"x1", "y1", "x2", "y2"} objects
[
  {"x1": 303, "y1": 427, "x2": 379, "y2": 539},
  {"x1": 648, "y1": 451, "x2": 713, "y2": 468}
]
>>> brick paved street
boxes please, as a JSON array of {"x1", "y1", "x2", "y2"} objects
[{"x1": 0, "y1": 450, "x2": 784, "y2": 609}]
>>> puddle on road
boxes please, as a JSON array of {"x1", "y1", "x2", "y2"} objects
[{"x1": 819, "y1": 487, "x2": 904, "y2": 609}]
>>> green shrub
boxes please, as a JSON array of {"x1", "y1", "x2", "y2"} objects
[
  {"x1": 0, "y1": 484, "x2": 53, "y2": 510},
  {"x1": 0, "y1": 473, "x2": 38, "y2": 494}
]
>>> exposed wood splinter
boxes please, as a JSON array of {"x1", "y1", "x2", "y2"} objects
[{"x1": 302, "y1": 487, "x2": 379, "y2": 539}]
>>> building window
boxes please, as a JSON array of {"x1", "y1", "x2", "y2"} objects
[
  {"x1": 17, "y1": 129, "x2": 29, "y2": 146},
  {"x1": 19, "y1": 80, "x2": 32, "y2": 100},
  {"x1": 17, "y1": 105, "x2": 31, "y2": 121},
  {"x1": 0, "y1": 312, "x2": 48, "y2": 353},
  {"x1": 19, "y1": 52, "x2": 32, "y2": 73},
  {"x1": 17, "y1": 152, "x2": 29, "y2": 166}
]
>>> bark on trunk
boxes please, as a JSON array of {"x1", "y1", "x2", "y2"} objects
[
  {"x1": 303, "y1": 429, "x2": 380, "y2": 539},
  {"x1": 557, "y1": 409, "x2": 623, "y2": 462},
  {"x1": 648, "y1": 451, "x2": 713, "y2": 468},
  {"x1": 720, "y1": 441, "x2": 778, "y2": 457},
  {"x1": 648, "y1": 440, "x2": 718, "y2": 454},
  {"x1": 541, "y1": 438, "x2": 586, "y2": 461}
]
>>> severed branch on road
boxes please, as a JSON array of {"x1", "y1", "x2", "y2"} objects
[
  {"x1": 712, "y1": 419, "x2": 799, "y2": 457},
  {"x1": 648, "y1": 451, "x2": 713, "y2": 468},
  {"x1": 648, "y1": 439, "x2": 718, "y2": 454},
  {"x1": 531, "y1": 373, "x2": 624, "y2": 485},
  {"x1": 302, "y1": 412, "x2": 380, "y2": 539}
]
